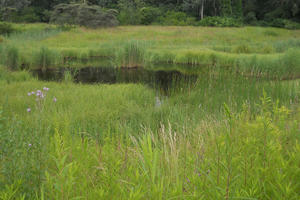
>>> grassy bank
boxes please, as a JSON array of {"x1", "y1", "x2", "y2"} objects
[
  {"x1": 0, "y1": 24, "x2": 300, "y2": 77},
  {"x1": 0, "y1": 68, "x2": 299, "y2": 199}
]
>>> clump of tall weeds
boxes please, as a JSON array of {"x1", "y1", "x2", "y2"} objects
[
  {"x1": 6, "y1": 46, "x2": 19, "y2": 70},
  {"x1": 114, "y1": 40, "x2": 147, "y2": 68}
]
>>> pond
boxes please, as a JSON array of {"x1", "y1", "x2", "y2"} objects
[{"x1": 31, "y1": 66, "x2": 199, "y2": 94}]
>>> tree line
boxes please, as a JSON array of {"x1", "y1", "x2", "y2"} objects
[{"x1": 0, "y1": 0, "x2": 299, "y2": 27}]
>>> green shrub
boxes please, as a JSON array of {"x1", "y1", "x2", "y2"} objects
[
  {"x1": 198, "y1": 16, "x2": 243, "y2": 27},
  {"x1": 244, "y1": 11, "x2": 257, "y2": 24},
  {"x1": 0, "y1": 22, "x2": 15, "y2": 35},
  {"x1": 159, "y1": 11, "x2": 196, "y2": 26},
  {"x1": 140, "y1": 7, "x2": 162, "y2": 25},
  {"x1": 271, "y1": 18, "x2": 300, "y2": 29},
  {"x1": 118, "y1": 8, "x2": 141, "y2": 25},
  {"x1": 260, "y1": 19, "x2": 300, "y2": 30},
  {"x1": 51, "y1": 3, "x2": 119, "y2": 28},
  {"x1": 18, "y1": 7, "x2": 41, "y2": 23}
]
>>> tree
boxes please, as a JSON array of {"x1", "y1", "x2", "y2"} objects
[
  {"x1": 183, "y1": 0, "x2": 206, "y2": 19},
  {"x1": 221, "y1": 0, "x2": 232, "y2": 17},
  {"x1": 232, "y1": 0, "x2": 242, "y2": 17},
  {"x1": 0, "y1": 0, "x2": 31, "y2": 10},
  {"x1": 50, "y1": 3, "x2": 119, "y2": 27}
]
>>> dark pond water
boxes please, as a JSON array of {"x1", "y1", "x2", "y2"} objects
[{"x1": 31, "y1": 67, "x2": 199, "y2": 93}]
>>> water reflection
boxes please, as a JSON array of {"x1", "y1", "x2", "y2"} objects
[{"x1": 31, "y1": 67, "x2": 198, "y2": 94}]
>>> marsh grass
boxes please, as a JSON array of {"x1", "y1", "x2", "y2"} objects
[
  {"x1": 63, "y1": 69, "x2": 79, "y2": 83},
  {"x1": 114, "y1": 40, "x2": 148, "y2": 68},
  {"x1": 5, "y1": 46, "x2": 19, "y2": 70},
  {"x1": 0, "y1": 78, "x2": 298, "y2": 199},
  {"x1": 0, "y1": 25, "x2": 299, "y2": 78},
  {"x1": 0, "y1": 67, "x2": 299, "y2": 199}
]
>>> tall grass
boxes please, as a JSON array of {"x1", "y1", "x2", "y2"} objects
[
  {"x1": 0, "y1": 65, "x2": 35, "y2": 84},
  {"x1": 5, "y1": 46, "x2": 19, "y2": 70},
  {"x1": 1, "y1": 25, "x2": 299, "y2": 78},
  {"x1": 0, "y1": 80, "x2": 299, "y2": 199},
  {"x1": 114, "y1": 40, "x2": 148, "y2": 68}
]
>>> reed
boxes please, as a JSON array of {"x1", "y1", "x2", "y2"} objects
[{"x1": 114, "y1": 40, "x2": 148, "y2": 68}]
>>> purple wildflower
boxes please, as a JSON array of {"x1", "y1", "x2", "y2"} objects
[
  {"x1": 27, "y1": 108, "x2": 31, "y2": 112},
  {"x1": 28, "y1": 144, "x2": 32, "y2": 147},
  {"x1": 53, "y1": 97, "x2": 57, "y2": 102},
  {"x1": 43, "y1": 87, "x2": 49, "y2": 91},
  {"x1": 31, "y1": 91, "x2": 35, "y2": 95}
]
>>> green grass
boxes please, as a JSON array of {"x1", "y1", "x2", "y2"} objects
[
  {"x1": 0, "y1": 67, "x2": 299, "y2": 199},
  {"x1": 0, "y1": 24, "x2": 300, "y2": 77}
]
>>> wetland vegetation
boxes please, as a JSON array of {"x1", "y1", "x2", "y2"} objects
[
  {"x1": 1, "y1": 1, "x2": 300, "y2": 199},
  {"x1": 0, "y1": 24, "x2": 300, "y2": 78}
]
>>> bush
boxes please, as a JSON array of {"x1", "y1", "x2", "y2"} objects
[
  {"x1": 198, "y1": 16, "x2": 243, "y2": 27},
  {"x1": 244, "y1": 12, "x2": 257, "y2": 24},
  {"x1": 19, "y1": 7, "x2": 42, "y2": 23},
  {"x1": 140, "y1": 7, "x2": 162, "y2": 25},
  {"x1": 0, "y1": 22, "x2": 15, "y2": 35},
  {"x1": 118, "y1": 8, "x2": 141, "y2": 25},
  {"x1": 50, "y1": 3, "x2": 119, "y2": 28},
  {"x1": 272, "y1": 19, "x2": 300, "y2": 29},
  {"x1": 1, "y1": 7, "x2": 41, "y2": 23},
  {"x1": 159, "y1": 11, "x2": 196, "y2": 26},
  {"x1": 257, "y1": 19, "x2": 300, "y2": 30}
]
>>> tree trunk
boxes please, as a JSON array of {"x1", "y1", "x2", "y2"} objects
[
  {"x1": 213, "y1": 0, "x2": 217, "y2": 16},
  {"x1": 200, "y1": 0, "x2": 204, "y2": 20}
]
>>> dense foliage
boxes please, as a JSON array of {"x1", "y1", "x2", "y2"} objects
[
  {"x1": 0, "y1": 22, "x2": 15, "y2": 35},
  {"x1": 0, "y1": 0, "x2": 299, "y2": 27},
  {"x1": 50, "y1": 3, "x2": 118, "y2": 27}
]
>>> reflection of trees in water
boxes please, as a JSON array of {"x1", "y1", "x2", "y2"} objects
[{"x1": 32, "y1": 67, "x2": 198, "y2": 94}]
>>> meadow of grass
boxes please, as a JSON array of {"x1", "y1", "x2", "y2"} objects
[
  {"x1": 0, "y1": 24, "x2": 300, "y2": 77},
  {"x1": 0, "y1": 66, "x2": 299, "y2": 199}
]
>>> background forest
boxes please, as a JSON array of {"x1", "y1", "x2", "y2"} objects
[{"x1": 0, "y1": 0, "x2": 300, "y2": 28}]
